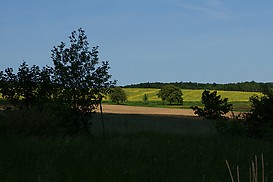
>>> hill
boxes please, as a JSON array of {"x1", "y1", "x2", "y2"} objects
[{"x1": 124, "y1": 81, "x2": 273, "y2": 92}]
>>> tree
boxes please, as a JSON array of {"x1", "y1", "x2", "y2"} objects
[
  {"x1": 0, "y1": 28, "x2": 115, "y2": 136},
  {"x1": 0, "y1": 61, "x2": 53, "y2": 109},
  {"x1": 50, "y1": 28, "x2": 115, "y2": 135},
  {"x1": 157, "y1": 85, "x2": 183, "y2": 105},
  {"x1": 109, "y1": 87, "x2": 127, "y2": 104},
  {"x1": 143, "y1": 94, "x2": 148, "y2": 104},
  {"x1": 191, "y1": 90, "x2": 233, "y2": 120},
  {"x1": 51, "y1": 28, "x2": 115, "y2": 111}
]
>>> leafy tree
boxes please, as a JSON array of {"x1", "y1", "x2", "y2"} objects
[
  {"x1": 0, "y1": 61, "x2": 52, "y2": 109},
  {"x1": 191, "y1": 90, "x2": 233, "y2": 120},
  {"x1": 36, "y1": 66, "x2": 54, "y2": 107},
  {"x1": 0, "y1": 28, "x2": 115, "y2": 136},
  {"x1": 157, "y1": 85, "x2": 183, "y2": 105},
  {"x1": 51, "y1": 28, "x2": 115, "y2": 135},
  {"x1": 109, "y1": 87, "x2": 127, "y2": 104},
  {"x1": 51, "y1": 28, "x2": 115, "y2": 111},
  {"x1": 0, "y1": 67, "x2": 19, "y2": 107}
]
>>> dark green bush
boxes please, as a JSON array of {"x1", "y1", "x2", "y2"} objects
[
  {"x1": 191, "y1": 90, "x2": 233, "y2": 120},
  {"x1": 157, "y1": 85, "x2": 183, "y2": 105},
  {"x1": 109, "y1": 87, "x2": 127, "y2": 104},
  {"x1": 0, "y1": 106, "x2": 92, "y2": 137},
  {"x1": 214, "y1": 119, "x2": 246, "y2": 136},
  {"x1": 243, "y1": 89, "x2": 273, "y2": 138}
]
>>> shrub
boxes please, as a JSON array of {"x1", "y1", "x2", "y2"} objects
[
  {"x1": 191, "y1": 90, "x2": 233, "y2": 120},
  {"x1": 243, "y1": 89, "x2": 273, "y2": 137},
  {"x1": 143, "y1": 94, "x2": 148, "y2": 104},
  {"x1": 0, "y1": 107, "x2": 62, "y2": 136},
  {"x1": 213, "y1": 119, "x2": 245, "y2": 136}
]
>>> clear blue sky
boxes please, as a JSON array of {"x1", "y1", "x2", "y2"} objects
[{"x1": 1, "y1": 0, "x2": 273, "y2": 85}]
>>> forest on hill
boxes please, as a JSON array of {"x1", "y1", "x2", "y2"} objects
[{"x1": 124, "y1": 81, "x2": 273, "y2": 92}]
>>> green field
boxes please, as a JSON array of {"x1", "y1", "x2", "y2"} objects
[
  {"x1": 1, "y1": 113, "x2": 273, "y2": 181},
  {"x1": 0, "y1": 88, "x2": 262, "y2": 111},
  {"x1": 0, "y1": 90, "x2": 271, "y2": 181},
  {"x1": 0, "y1": 114, "x2": 273, "y2": 182},
  {"x1": 104, "y1": 88, "x2": 261, "y2": 111},
  {"x1": 123, "y1": 88, "x2": 259, "y2": 102}
]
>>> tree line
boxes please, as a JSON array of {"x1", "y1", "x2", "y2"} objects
[{"x1": 125, "y1": 81, "x2": 273, "y2": 92}]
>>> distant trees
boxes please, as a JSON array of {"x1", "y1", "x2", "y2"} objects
[
  {"x1": 109, "y1": 87, "x2": 127, "y2": 104},
  {"x1": 157, "y1": 85, "x2": 183, "y2": 105},
  {"x1": 125, "y1": 81, "x2": 270, "y2": 92},
  {"x1": 191, "y1": 90, "x2": 233, "y2": 120}
]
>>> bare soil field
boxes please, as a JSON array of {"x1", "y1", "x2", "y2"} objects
[
  {"x1": 99, "y1": 104, "x2": 195, "y2": 116},
  {"x1": 98, "y1": 104, "x2": 239, "y2": 118}
]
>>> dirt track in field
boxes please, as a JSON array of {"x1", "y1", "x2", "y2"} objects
[
  {"x1": 99, "y1": 104, "x2": 196, "y2": 116},
  {"x1": 98, "y1": 104, "x2": 238, "y2": 118}
]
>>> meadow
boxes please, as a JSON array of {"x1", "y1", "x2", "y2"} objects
[
  {"x1": 0, "y1": 88, "x2": 270, "y2": 181},
  {"x1": 1, "y1": 113, "x2": 273, "y2": 181},
  {"x1": 0, "y1": 88, "x2": 260, "y2": 111},
  {"x1": 104, "y1": 88, "x2": 261, "y2": 111}
]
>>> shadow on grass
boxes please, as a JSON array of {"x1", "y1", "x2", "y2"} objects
[{"x1": 91, "y1": 113, "x2": 216, "y2": 137}]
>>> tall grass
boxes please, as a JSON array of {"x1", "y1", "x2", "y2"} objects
[
  {"x1": 226, "y1": 154, "x2": 266, "y2": 182},
  {"x1": 0, "y1": 134, "x2": 273, "y2": 181},
  {"x1": 1, "y1": 113, "x2": 273, "y2": 181}
]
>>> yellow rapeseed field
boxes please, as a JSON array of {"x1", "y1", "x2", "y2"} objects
[{"x1": 123, "y1": 88, "x2": 261, "y2": 102}]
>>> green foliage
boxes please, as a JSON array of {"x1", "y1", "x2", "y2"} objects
[
  {"x1": 157, "y1": 85, "x2": 183, "y2": 105},
  {"x1": 49, "y1": 28, "x2": 115, "y2": 135},
  {"x1": 243, "y1": 89, "x2": 273, "y2": 137},
  {"x1": 0, "y1": 61, "x2": 53, "y2": 109},
  {"x1": 0, "y1": 28, "x2": 115, "y2": 136},
  {"x1": 112, "y1": 88, "x2": 256, "y2": 111},
  {"x1": 109, "y1": 87, "x2": 127, "y2": 104},
  {"x1": 213, "y1": 119, "x2": 246, "y2": 136},
  {"x1": 191, "y1": 90, "x2": 233, "y2": 119},
  {"x1": 0, "y1": 108, "x2": 63, "y2": 136},
  {"x1": 125, "y1": 81, "x2": 270, "y2": 92},
  {"x1": 51, "y1": 28, "x2": 115, "y2": 113}
]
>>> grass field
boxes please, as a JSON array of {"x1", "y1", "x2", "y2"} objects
[
  {"x1": 123, "y1": 88, "x2": 260, "y2": 102},
  {"x1": 1, "y1": 113, "x2": 273, "y2": 181},
  {"x1": 103, "y1": 88, "x2": 261, "y2": 111},
  {"x1": 0, "y1": 88, "x2": 262, "y2": 102},
  {"x1": 0, "y1": 88, "x2": 261, "y2": 111}
]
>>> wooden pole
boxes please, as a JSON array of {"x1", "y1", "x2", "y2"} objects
[{"x1": 99, "y1": 98, "x2": 105, "y2": 140}]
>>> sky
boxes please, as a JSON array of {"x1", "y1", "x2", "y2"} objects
[{"x1": 1, "y1": 0, "x2": 273, "y2": 86}]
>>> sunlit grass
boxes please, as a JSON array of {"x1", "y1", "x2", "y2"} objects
[
  {"x1": 0, "y1": 88, "x2": 261, "y2": 111},
  {"x1": 123, "y1": 88, "x2": 261, "y2": 102}
]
